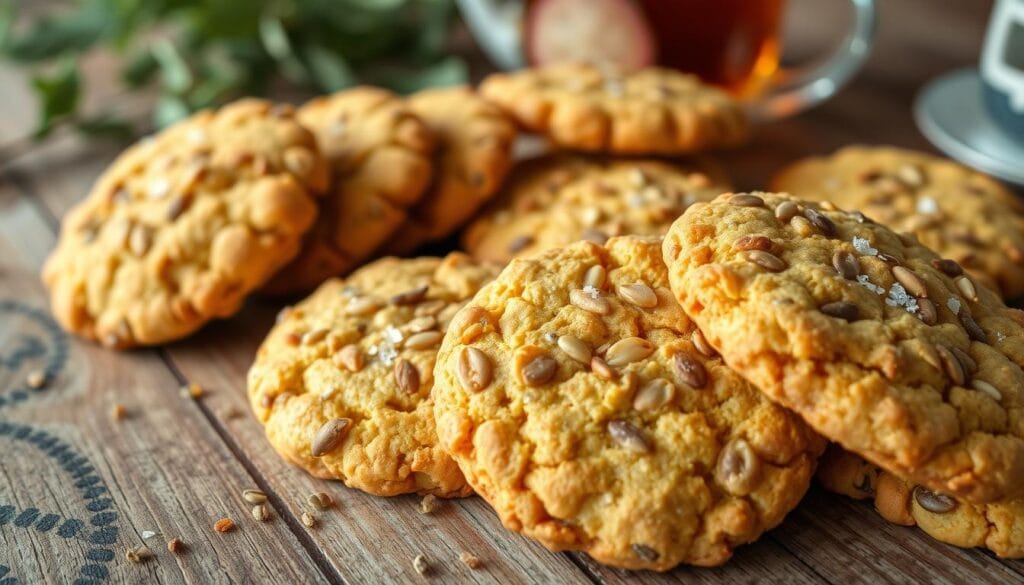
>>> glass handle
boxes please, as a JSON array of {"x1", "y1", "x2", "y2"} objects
[{"x1": 745, "y1": 0, "x2": 877, "y2": 122}]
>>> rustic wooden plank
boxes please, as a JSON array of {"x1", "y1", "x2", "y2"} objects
[{"x1": 0, "y1": 180, "x2": 336, "y2": 584}]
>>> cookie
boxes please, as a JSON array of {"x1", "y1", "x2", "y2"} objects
[
  {"x1": 248, "y1": 253, "x2": 497, "y2": 497},
  {"x1": 771, "y1": 146, "x2": 1024, "y2": 299},
  {"x1": 265, "y1": 87, "x2": 435, "y2": 293},
  {"x1": 462, "y1": 155, "x2": 730, "y2": 264},
  {"x1": 479, "y1": 63, "x2": 747, "y2": 154},
  {"x1": 382, "y1": 87, "x2": 518, "y2": 254},
  {"x1": 818, "y1": 446, "x2": 1024, "y2": 559},
  {"x1": 663, "y1": 192, "x2": 1024, "y2": 504},
  {"x1": 42, "y1": 98, "x2": 329, "y2": 348},
  {"x1": 433, "y1": 236, "x2": 823, "y2": 570}
]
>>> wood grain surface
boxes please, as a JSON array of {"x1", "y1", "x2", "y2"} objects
[{"x1": 2, "y1": 0, "x2": 1023, "y2": 583}]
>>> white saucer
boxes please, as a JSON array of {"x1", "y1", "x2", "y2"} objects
[{"x1": 914, "y1": 68, "x2": 1024, "y2": 187}]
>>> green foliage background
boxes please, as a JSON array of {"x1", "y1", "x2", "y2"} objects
[{"x1": 0, "y1": 0, "x2": 464, "y2": 139}]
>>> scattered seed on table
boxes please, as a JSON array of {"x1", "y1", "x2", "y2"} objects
[
  {"x1": 459, "y1": 551, "x2": 482, "y2": 569},
  {"x1": 214, "y1": 517, "x2": 235, "y2": 533},
  {"x1": 420, "y1": 494, "x2": 440, "y2": 514},
  {"x1": 167, "y1": 538, "x2": 185, "y2": 554}
]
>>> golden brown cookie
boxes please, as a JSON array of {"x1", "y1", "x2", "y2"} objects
[
  {"x1": 818, "y1": 446, "x2": 1024, "y2": 559},
  {"x1": 433, "y1": 236, "x2": 823, "y2": 570},
  {"x1": 265, "y1": 87, "x2": 435, "y2": 293},
  {"x1": 479, "y1": 63, "x2": 747, "y2": 154},
  {"x1": 664, "y1": 192, "x2": 1024, "y2": 504},
  {"x1": 771, "y1": 146, "x2": 1024, "y2": 299},
  {"x1": 382, "y1": 87, "x2": 517, "y2": 254},
  {"x1": 462, "y1": 155, "x2": 730, "y2": 264},
  {"x1": 42, "y1": 98, "x2": 329, "y2": 348},
  {"x1": 248, "y1": 253, "x2": 497, "y2": 497}
]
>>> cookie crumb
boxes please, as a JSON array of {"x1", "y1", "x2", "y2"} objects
[
  {"x1": 213, "y1": 517, "x2": 235, "y2": 533},
  {"x1": 413, "y1": 554, "x2": 430, "y2": 575},
  {"x1": 419, "y1": 494, "x2": 440, "y2": 514},
  {"x1": 167, "y1": 538, "x2": 185, "y2": 554},
  {"x1": 125, "y1": 545, "x2": 152, "y2": 563},
  {"x1": 459, "y1": 551, "x2": 481, "y2": 569},
  {"x1": 26, "y1": 370, "x2": 47, "y2": 389},
  {"x1": 181, "y1": 382, "x2": 204, "y2": 399},
  {"x1": 112, "y1": 404, "x2": 127, "y2": 421}
]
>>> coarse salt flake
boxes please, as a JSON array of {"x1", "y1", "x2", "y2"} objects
[
  {"x1": 946, "y1": 297, "x2": 961, "y2": 315},
  {"x1": 885, "y1": 283, "x2": 919, "y2": 314},
  {"x1": 378, "y1": 344, "x2": 398, "y2": 366},
  {"x1": 583, "y1": 285, "x2": 601, "y2": 299},
  {"x1": 852, "y1": 236, "x2": 878, "y2": 256},
  {"x1": 916, "y1": 196, "x2": 939, "y2": 215},
  {"x1": 857, "y1": 274, "x2": 885, "y2": 295},
  {"x1": 384, "y1": 326, "x2": 403, "y2": 344}
]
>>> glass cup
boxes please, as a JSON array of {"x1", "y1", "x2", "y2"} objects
[
  {"x1": 458, "y1": 0, "x2": 877, "y2": 121},
  {"x1": 981, "y1": 0, "x2": 1024, "y2": 144}
]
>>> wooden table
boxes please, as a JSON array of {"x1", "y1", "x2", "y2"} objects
[{"x1": 1, "y1": 1, "x2": 1022, "y2": 583}]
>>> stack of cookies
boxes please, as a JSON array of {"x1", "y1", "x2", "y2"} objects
[{"x1": 42, "y1": 63, "x2": 1024, "y2": 571}]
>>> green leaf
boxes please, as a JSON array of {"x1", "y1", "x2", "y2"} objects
[
  {"x1": 301, "y1": 43, "x2": 355, "y2": 92},
  {"x1": 4, "y1": 4, "x2": 107, "y2": 62},
  {"x1": 121, "y1": 50, "x2": 158, "y2": 88},
  {"x1": 153, "y1": 93, "x2": 190, "y2": 128},
  {"x1": 76, "y1": 113, "x2": 135, "y2": 139},
  {"x1": 368, "y1": 55, "x2": 466, "y2": 94},
  {"x1": 31, "y1": 58, "x2": 80, "y2": 138},
  {"x1": 152, "y1": 39, "x2": 192, "y2": 94}
]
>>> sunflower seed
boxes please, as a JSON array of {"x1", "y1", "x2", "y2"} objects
[
  {"x1": 415, "y1": 299, "x2": 446, "y2": 316},
  {"x1": 892, "y1": 266, "x2": 927, "y2": 298},
  {"x1": 129, "y1": 224, "x2": 152, "y2": 256},
  {"x1": 252, "y1": 504, "x2": 271, "y2": 522},
  {"x1": 936, "y1": 345, "x2": 965, "y2": 386},
  {"x1": 607, "y1": 420, "x2": 651, "y2": 453},
  {"x1": 345, "y1": 297, "x2": 381, "y2": 316},
  {"x1": 632, "y1": 544, "x2": 660, "y2": 562},
  {"x1": 242, "y1": 489, "x2": 267, "y2": 504},
  {"x1": 971, "y1": 379, "x2": 1001, "y2": 401},
  {"x1": 301, "y1": 511, "x2": 317, "y2": 528},
  {"x1": 405, "y1": 316, "x2": 437, "y2": 334},
  {"x1": 591, "y1": 356, "x2": 619, "y2": 380},
  {"x1": 820, "y1": 301, "x2": 859, "y2": 321},
  {"x1": 931, "y1": 258, "x2": 964, "y2": 277},
  {"x1": 733, "y1": 235, "x2": 772, "y2": 252},
  {"x1": 584, "y1": 265, "x2": 606, "y2": 289},
  {"x1": 950, "y1": 347, "x2": 977, "y2": 375},
  {"x1": 558, "y1": 335, "x2": 592, "y2": 363},
  {"x1": 521, "y1": 354, "x2": 558, "y2": 386},
  {"x1": 413, "y1": 554, "x2": 430, "y2": 575},
  {"x1": 570, "y1": 288, "x2": 611, "y2": 314},
  {"x1": 717, "y1": 438, "x2": 761, "y2": 495},
  {"x1": 457, "y1": 347, "x2": 492, "y2": 392},
  {"x1": 730, "y1": 193, "x2": 764, "y2": 207},
  {"x1": 605, "y1": 337, "x2": 655, "y2": 367},
  {"x1": 804, "y1": 208, "x2": 836, "y2": 237},
  {"x1": 897, "y1": 164, "x2": 925, "y2": 187},
  {"x1": 745, "y1": 250, "x2": 787, "y2": 272},
  {"x1": 390, "y1": 285, "x2": 428, "y2": 306},
  {"x1": 308, "y1": 492, "x2": 334, "y2": 510},
  {"x1": 395, "y1": 359, "x2": 420, "y2": 393},
  {"x1": 302, "y1": 328, "x2": 329, "y2": 345},
  {"x1": 334, "y1": 345, "x2": 364, "y2": 372},
  {"x1": 671, "y1": 353, "x2": 706, "y2": 393},
  {"x1": 832, "y1": 250, "x2": 859, "y2": 280},
  {"x1": 404, "y1": 331, "x2": 442, "y2": 350},
  {"x1": 507, "y1": 235, "x2": 534, "y2": 253},
  {"x1": 790, "y1": 215, "x2": 815, "y2": 237},
  {"x1": 419, "y1": 494, "x2": 440, "y2": 514},
  {"x1": 617, "y1": 283, "x2": 658, "y2": 309},
  {"x1": 691, "y1": 329, "x2": 717, "y2": 357},
  {"x1": 311, "y1": 418, "x2": 352, "y2": 457},
  {"x1": 955, "y1": 276, "x2": 977, "y2": 301},
  {"x1": 960, "y1": 313, "x2": 987, "y2": 343},
  {"x1": 917, "y1": 298, "x2": 937, "y2": 325},
  {"x1": 633, "y1": 378, "x2": 675, "y2": 411},
  {"x1": 913, "y1": 486, "x2": 957, "y2": 513},
  {"x1": 775, "y1": 200, "x2": 800, "y2": 222},
  {"x1": 917, "y1": 341, "x2": 942, "y2": 371}
]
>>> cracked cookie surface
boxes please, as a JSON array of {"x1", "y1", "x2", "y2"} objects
[
  {"x1": 43, "y1": 98, "x2": 329, "y2": 348},
  {"x1": 663, "y1": 192, "x2": 1024, "y2": 503},
  {"x1": 772, "y1": 146, "x2": 1024, "y2": 300},
  {"x1": 462, "y1": 155, "x2": 730, "y2": 264},
  {"x1": 433, "y1": 236, "x2": 823, "y2": 570},
  {"x1": 249, "y1": 253, "x2": 497, "y2": 497},
  {"x1": 480, "y1": 63, "x2": 747, "y2": 154},
  {"x1": 383, "y1": 86, "x2": 517, "y2": 254},
  {"x1": 266, "y1": 87, "x2": 435, "y2": 293},
  {"x1": 818, "y1": 445, "x2": 1023, "y2": 558}
]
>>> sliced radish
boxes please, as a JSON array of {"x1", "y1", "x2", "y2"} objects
[{"x1": 525, "y1": 0, "x2": 657, "y2": 71}]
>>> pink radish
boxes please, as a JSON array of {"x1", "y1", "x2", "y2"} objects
[{"x1": 525, "y1": 0, "x2": 657, "y2": 71}]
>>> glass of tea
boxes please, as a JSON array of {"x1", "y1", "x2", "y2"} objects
[{"x1": 458, "y1": 0, "x2": 877, "y2": 121}]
